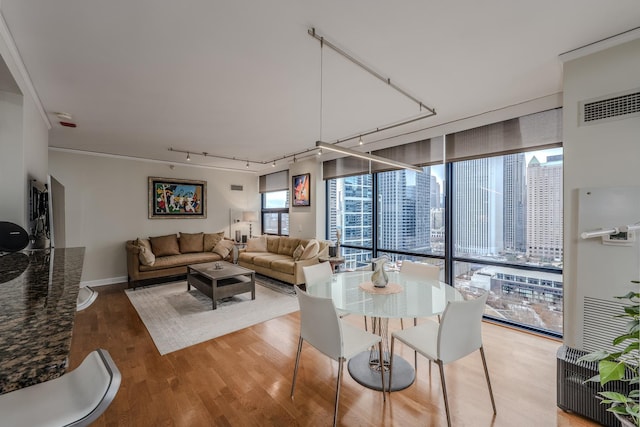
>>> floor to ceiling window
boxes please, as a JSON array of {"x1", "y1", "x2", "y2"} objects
[
  {"x1": 259, "y1": 170, "x2": 289, "y2": 236},
  {"x1": 325, "y1": 108, "x2": 563, "y2": 337}
]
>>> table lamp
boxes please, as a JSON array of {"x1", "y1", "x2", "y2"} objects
[{"x1": 242, "y1": 211, "x2": 258, "y2": 238}]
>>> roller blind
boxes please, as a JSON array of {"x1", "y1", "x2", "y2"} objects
[
  {"x1": 259, "y1": 170, "x2": 289, "y2": 193},
  {"x1": 371, "y1": 136, "x2": 444, "y2": 173},
  {"x1": 445, "y1": 108, "x2": 562, "y2": 162}
]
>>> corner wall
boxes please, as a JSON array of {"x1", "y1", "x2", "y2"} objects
[
  {"x1": 562, "y1": 38, "x2": 640, "y2": 349},
  {"x1": 49, "y1": 150, "x2": 259, "y2": 285}
]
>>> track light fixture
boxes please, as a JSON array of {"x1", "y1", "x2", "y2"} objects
[
  {"x1": 359, "y1": 136, "x2": 363, "y2": 145},
  {"x1": 186, "y1": 152, "x2": 191, "y2": 161},
  {"x1": 272, "y1": 161, "x2": 276, "y2": 167}
]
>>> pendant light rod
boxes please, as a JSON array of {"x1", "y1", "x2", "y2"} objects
[
  {"x1": 316, "y1": 141, "x2": 422, "y2": 172},
  {"x1": 308, "y1": 28, "x2": 436, "y2": 116}
]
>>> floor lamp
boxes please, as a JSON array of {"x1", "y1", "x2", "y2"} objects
[{"x1": 242, "y1": 211, "x2": 258, "y2": 239}]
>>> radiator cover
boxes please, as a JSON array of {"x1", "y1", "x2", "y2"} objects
[{"x1": 557, "y1": 345, "x2": 635, "y2": 426}]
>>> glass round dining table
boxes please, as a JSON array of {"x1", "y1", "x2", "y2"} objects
[{"x1": 306, "y1": 270, "x2": 463, "y2": 392}]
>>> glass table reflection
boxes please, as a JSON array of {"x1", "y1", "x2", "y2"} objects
[{"x1": 306, "y1": 270, "x2": 463, "y2": 391}]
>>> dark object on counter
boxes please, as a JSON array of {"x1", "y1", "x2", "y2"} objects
[{"x1": 0, "y1": 222, "x2": 29, "y2": 252}]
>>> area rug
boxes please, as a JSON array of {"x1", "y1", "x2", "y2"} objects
[{"x1": 125, "y1": 277, "x2": 299, "y2": 355}]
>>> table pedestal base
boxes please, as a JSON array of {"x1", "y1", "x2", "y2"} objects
[{"x1": 347, "y1": 351, "x2": 415, "y2": 392}]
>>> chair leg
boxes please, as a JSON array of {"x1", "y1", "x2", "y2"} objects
[
  {"x1": 290, "y1": 336, "x2": 303, "y2": 398},
  {"x1": 379, "y1": 340, "x2": 386, "y2": 400},
  {"x1": 437, "y1": 361, "x2": 452, "y2": 427},
  {"x1": 388, "y1": 336, "x2": 395, "y2": 396},
  {"x1": 364, "y1": 315, "x2": 368, "y2": 331},
  {"x1": 334, "y1": 358, "x2": 344, "y2": 427},
  {"x1": 480, "y1": 346, "x2": 497, "y2": 414},
  {"x1": 413, "y1": 317, "x2": 418, "y2": 368},
  {"x1": 400, "y1": 318, "x2": 404, "y2": 329}
]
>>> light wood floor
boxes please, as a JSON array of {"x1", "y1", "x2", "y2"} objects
[{"x1": 69, "y1": 283, "x2": 600, "y2": 427}]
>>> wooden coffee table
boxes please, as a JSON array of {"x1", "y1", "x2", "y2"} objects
[{"x1": 187, "y1": 261, "x2": 255, "y2": 309}]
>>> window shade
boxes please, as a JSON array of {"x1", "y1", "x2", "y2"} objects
[
  {"x1": 371, "y1": 136, "x2": 444, "y2": 173},
  {"x1": 445, "y1": 108, "x2": 562, "y2": 162},
  {"x1": 259, "y1": 170, "x2": 289, "y2": 193}
]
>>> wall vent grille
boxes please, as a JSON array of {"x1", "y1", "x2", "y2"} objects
[
  {"x1": 583, "y1": 296, "x2": 627, "y2": 353},
  {"x1": 579, "y1": 89, "x2": 640, "y2": 125}
]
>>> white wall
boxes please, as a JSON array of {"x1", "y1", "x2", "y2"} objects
[
  {"x1": 287, "y1": 157, "x2": 326, "y2": 240},
  {"x1": 0, "y1": 89, "x2": 24, "y2": 224},
  {"x1": 562, "y1": 38, "x2": 640, "y2": 349},
  {"x1": 0, "y1": 11, "x2": 50, "y2": 230},
  {"x1": 49, "y1": 150, "x2": 259, "y2": 285}
]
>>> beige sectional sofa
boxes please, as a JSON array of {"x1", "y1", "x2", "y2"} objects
[
  {"x1": 126, "y1": 231, "x2": 234, "y2": 288},
  {"x1": 237, "y1": 235, "x2": 329, "y2": 285}
]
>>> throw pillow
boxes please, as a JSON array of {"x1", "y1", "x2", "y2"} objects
[
  {"x1": 179, "y1": 232, "x2": 204, "y2": 253},
  {"x1": 136, "y1": 238, "x2": 155, "y2": 266},
  {"x1": 203, "y1": 231, "x2": 225, "y2": 252},
  {"x1": 213, "y1": 239, "x2": 235, "y2": 259},
  {"x1": 149, "y1": 234, "x2": 180, "y2": 257},
  {"x1": 300, "y1": 239, "x2": 319, "y2": 260},
  {"x1": 292, "y1": 244, "x2": 304, "y2": 261},
  {"x1": 246, "y1": 235, "x2": 267, "y2": 252}
]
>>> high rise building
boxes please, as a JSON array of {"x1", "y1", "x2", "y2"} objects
[
  {"x1": 526, "y1": 155, "x2": 563, "y2": 261},
  {"x1": 377, "y1": 169, "x2": 431, "y2": 252},
  {"x1": 453, "y1": 157, "x2": 504, "y2": 256},
  {"x1": 503, "y1": 153, "x2": 527, "y2": 254}
]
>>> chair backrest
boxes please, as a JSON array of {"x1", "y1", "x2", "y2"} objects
[
  {"x1": 295, "y1": 286, "x2": 343, "y2": 360},
  {"x1": 400, "y1": 260, "x2": 440, "y2": 281},
  {"x1": 437, "y1": 292, "x2": 488, "y2": 364},
  {"x1": 0, "y1": 348, "x2": 121, "y2": 427},
  {"x1": 302, "y1": 262, "x2": 333, "y2": 286}
]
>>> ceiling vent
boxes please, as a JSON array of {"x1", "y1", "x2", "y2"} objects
[{"x1": 579, "y1": 88, "x2": 640, "y2": 126}]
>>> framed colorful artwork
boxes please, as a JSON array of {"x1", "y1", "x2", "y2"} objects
[
  {"x1": 148, "y1": 177, "x2": 207, "y2": 219},
  {"x1": 292, "y1": 173, "x2": 311, "y2": 206}
]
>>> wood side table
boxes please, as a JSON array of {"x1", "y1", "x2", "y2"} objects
[{"x1": 319, "y1": 256, "x2": 345, "y2": 273}]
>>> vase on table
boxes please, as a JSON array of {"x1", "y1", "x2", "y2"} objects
[{"x1": 371, "y1": 256, "x2": 389, "y2": 288}]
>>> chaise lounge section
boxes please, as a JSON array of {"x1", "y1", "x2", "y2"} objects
[{"x1": 237, "y1": 235, "x2": 328, "y2": 285}]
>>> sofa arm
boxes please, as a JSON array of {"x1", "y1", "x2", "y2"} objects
[{"x1": 125, "y1": 240, "x2": 141, "y2": 282}]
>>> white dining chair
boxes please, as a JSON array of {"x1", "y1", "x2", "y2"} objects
[
  {"x1": 399, "y1": 260, "x2": 440, "y2": 326},
  {"x1": 389, "y1": 292, "x2": 496, "y2": 427},
  {"x1": 291, "y1": 286, "x2": 385, "y2": 427},
  {"x1": 0, "y1": 348, "x2": 121, "y2": 427},
  {"x1": 303, "y1": 262, "x2": 370, "y2": 330},
  {"x1": 399, "y1": 260, "x2": 441, "y2": 368}
]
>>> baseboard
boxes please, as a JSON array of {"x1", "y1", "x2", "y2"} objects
[{"x1": 81, "y1": 276, "x2": 128, "y2": 288}]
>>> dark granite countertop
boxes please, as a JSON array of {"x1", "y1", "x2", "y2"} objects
[{"x1": 0, "y1": 247, "x2": 85, "y2": 394}]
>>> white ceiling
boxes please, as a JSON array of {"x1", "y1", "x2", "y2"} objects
[{"x1": 1, "y1": 1, "x2": 639, "y2": 173}]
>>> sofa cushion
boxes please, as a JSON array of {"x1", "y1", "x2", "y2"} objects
[
  {"x1": 292, "y1": 244, "x2": 304, "y2": 261},
  {"x1": 271, "y1": 259, "x2": 295, "y2": 275},
  {"x1": 253, "y1": 254, "x2": 290, "y2": 269},
  {"x1": 179, "y1": 232, "x2": 204, "y2": 253},
  {"x1": 246, "y1": 235, "x2": 267, "y2": 252},
  {"x1": 203, "y1": 231, "x2": 225, "y2": 252},
  {"x1": 278, "y1": 237, "x2": 300, "y2": 256},
  {"x1": 213, "y1": 239, "x2": 235, "y2": 258},
  {"x1": 237, "y1": 251, "x2": 261, "y2": 263},
  {"x1": 300, "y1": 239, "x2": 319, "y2": 260},
  {"x1": 139, "y1": 252, "x2": 222, "y2": 271},
  {"x1": 136, "y1": 238, "x2": 156, "y2": 266},
  {"x1": 149, "y1": 234, "x2": 180, "y2": 256},
  {"x1": 266, "y1": 236, "x2": 280, "y2": 253}
]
